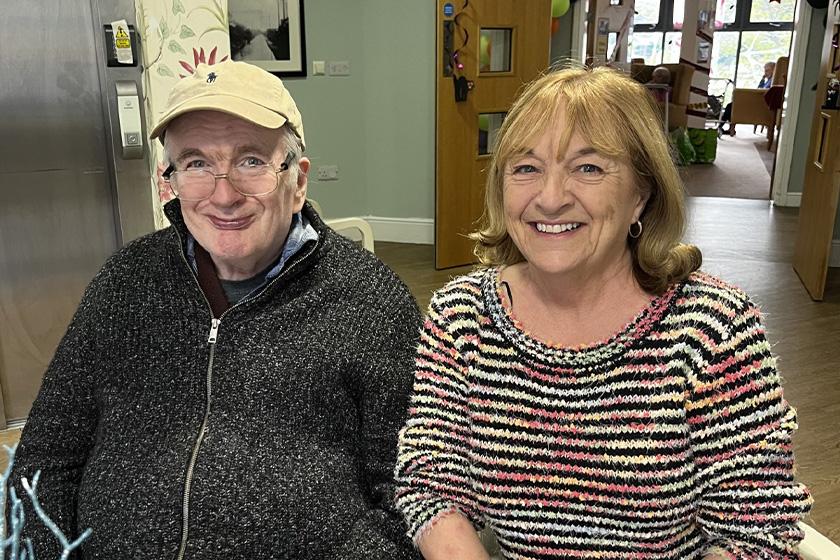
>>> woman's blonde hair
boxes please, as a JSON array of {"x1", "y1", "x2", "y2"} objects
[{"x1": 471, "y1": 65, "x2": 701, "y2": 294}]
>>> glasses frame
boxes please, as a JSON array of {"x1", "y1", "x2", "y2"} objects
[{"x1": 162, "y1": 152, "x2": 295, "y2": 201}]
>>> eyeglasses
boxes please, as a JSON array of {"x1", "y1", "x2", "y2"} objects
[{"x1": 162, "y1": 152, "x2": 295, "y2": 201}]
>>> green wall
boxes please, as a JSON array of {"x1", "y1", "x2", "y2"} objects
[{"x1": 283, "y1": 0, "x2": 435, "y2": 220}]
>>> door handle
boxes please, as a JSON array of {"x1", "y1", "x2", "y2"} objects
[{"x1": 115, "y1": 81, "x2": 143, "y2": 159}]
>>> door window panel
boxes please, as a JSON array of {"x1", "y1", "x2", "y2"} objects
[
  {"x1": 479, "y1": 28, "x2": 513, "y2": 73},
  {"x1": 478, "y1": 112, "x2": 506, "y2": 156}
]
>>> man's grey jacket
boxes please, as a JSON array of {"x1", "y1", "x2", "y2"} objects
[{"x1": 10, "y1": 200, "x2": 422, "y2": 559}]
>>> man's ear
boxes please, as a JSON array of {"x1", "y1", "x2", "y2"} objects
[
  {"x1": 293, "y1": 156, "x2": 310, "y2": 211},
  {"x1": 156, "y1": 161, "x2": 174, "y2": 202}
]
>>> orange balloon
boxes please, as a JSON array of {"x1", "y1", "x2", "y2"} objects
[{"x1": 551, "y1": 17, "x2": 560, "y2": 35}]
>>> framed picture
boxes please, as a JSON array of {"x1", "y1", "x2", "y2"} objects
[{"x1": 228, "y1": 0, "x2": 307, "y2": 77}]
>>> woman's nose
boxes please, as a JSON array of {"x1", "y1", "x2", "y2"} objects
[{"x1": 535, "y1": 172, "x2": 573, "y2": 211}]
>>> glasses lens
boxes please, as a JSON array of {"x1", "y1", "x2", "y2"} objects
[
  {"x1": 172, "y1": 169, "x2": 216, "y2": 201},
  {"x1": 229, "y1": 165, "x2": 279, "y2": 196},
  {"x1": 170, "y1": 164, "x2": 283, "y2": 200}
]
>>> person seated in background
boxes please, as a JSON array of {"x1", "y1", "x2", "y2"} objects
[
  {"x1": 758, "y1": 60, "x2": 777, "y2": 89},
  {"x1": 720, "y1": 60, "x2": 777, "y2": 135},
  {"x1": 645, "y1": 65, "x2": 671, "y2": 103},
  {"x1": 395, "y1": 66, "x2": 811, "y2": 559},
  {"x1": 10, "y1": 60, "x2": 422, "y2": 559}
]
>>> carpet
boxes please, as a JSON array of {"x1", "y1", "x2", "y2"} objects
[{"x1": 681, "y1": 124, "x2": 776, "y2": 200}]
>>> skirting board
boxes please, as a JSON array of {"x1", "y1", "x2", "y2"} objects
[
  {"x1": 774, "y1": 192, "x2": 802, "y2": 208},
  {"x1": 364, "y1": 216, "x2": 434, "y2": 245},
  {"x1": 831, "y1": 240, "x2": 840, "y2": 268}
]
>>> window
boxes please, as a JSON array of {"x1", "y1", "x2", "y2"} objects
[
  {"x1": 716, "y1": 0, "x2": 737, "y2": 28},
  {"x1": 736, "y1": 31, "x2": 792, "y2": 88},
  {"x1": 707, "y1": 0, "x2": 793, "y2": 101},
  {"x1": 630, "y1": 32, "x2": 664, "y2": 65},
  {"x1": 631, "y1": 0, "x2": 793, "y2": 105},
  {"x1": 631, "y1": 0, "x2": 681, "y2": 64},
  {"x1": 634, "y1": 0, "x2": 660, "y2": 25},
  {"x1": 709, "y1": 31, "x2": 738, "y2": 100},
  {"x1": 749, "y1": 0, "x2": 794, "y2": 23},
  {"x1": 663, "y1": 31, "x2": 682, "y2": 64}
]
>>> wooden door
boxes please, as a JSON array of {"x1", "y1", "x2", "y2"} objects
[
  {"x1": 435, "y1": 0, "x2": 551, "y2": 269},
  {"x1": 792, "y1": 9, "x2": 840, "y2": 301}
]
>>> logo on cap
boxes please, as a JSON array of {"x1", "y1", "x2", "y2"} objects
[{"x1": 206, "y1": 72, "x2": 217, "y2": 84}]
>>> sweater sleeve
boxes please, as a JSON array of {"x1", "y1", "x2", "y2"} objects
[
  {"x1": 394, "y1": 286, "x2": 485, "y2": 543},
  {"x1": 9, "y1": 271, "x2": 104, "y2": 558},
  {"x1": 687, "y1": 296, "x2": 812, "y2": 558},
  {"x1": 328, "y1": 276, "x2": 423, "y2": 560}
]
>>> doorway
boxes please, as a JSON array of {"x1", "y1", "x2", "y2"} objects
[{"x1": 434, "y1": 0, "x2": 552, "y2": 269}]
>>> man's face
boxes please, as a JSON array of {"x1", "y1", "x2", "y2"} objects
[
  {"x1": 163, "y1": 111, "x2": 309, "y2": 280},
  {"x1": 764, "y1": 63, "x2": 775, "y2": 78}
]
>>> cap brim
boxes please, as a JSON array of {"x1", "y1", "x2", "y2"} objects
[{"x1": 150, "y1": 94, "x2": 287, "y2": 140}]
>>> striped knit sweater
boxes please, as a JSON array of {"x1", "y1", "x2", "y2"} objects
[{"x1": 395, "y1": 268, "x2": 811, "y2": 559}]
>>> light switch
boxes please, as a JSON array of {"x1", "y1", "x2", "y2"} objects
[
  {"x1": 312, "y1": 60, "x2": 325, "y2": 75},
  {"x1": 327, "y1": 61, "x2": 350, "y2": 76}
]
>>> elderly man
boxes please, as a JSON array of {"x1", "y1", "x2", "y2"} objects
[{"x1": 10, "y1": 60, "x2": 421, "y2": 559}]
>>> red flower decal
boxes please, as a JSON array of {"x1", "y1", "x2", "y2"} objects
[{"x1": 178, "y1": 46, "x2": 229, "y2": 78}]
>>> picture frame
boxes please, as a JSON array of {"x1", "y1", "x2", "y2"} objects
[{"x1": 228, "y1": 0, "x2": 307, "y2": 77}]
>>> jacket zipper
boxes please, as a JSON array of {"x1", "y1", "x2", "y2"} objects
[{"x1": 173, "y1": 239, "x2": 318, "y2": 560}]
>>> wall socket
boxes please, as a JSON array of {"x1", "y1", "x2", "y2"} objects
[
  {"x1": 316, "y1": 165, "x2": 339, "y2": 181},
  {"x1": 327, "y1": 60, "x2": 351, "y2": 76}
]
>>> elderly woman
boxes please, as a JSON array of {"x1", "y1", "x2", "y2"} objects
[{"x1": 395, "y1": 66, "x2": 811, "y2": 560}]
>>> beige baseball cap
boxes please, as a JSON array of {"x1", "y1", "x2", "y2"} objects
[{"x1": 150, "y1": 59, "x2": 305, "y2": 149}]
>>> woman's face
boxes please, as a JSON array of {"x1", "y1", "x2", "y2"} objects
[{"x1": 502, "y1": 110, "x2": 648, "y2": 279}]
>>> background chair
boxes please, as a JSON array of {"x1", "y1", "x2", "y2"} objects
[
  {"x1": 730, "y1": 55, "x2": 789, "y2": 150},
  {"x1": 307, "y1": 199, "x2": 375, "y2": 253},
  {"x1": 630, "y1": 62, "x2": 695, "y2": 130}
]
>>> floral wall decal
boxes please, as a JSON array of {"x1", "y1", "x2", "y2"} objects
[
  {"x1": 135, "y1": 0, "x2": 232, "y2": 228},
  {"x1": 178, "y1": 46, "x2": 229, "y2": 76}
]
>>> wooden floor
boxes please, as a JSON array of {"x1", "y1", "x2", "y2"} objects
[{"x1": 376, "y1": 196, "x2": 840, "y2": 543}]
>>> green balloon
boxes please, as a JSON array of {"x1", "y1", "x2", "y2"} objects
[
  {"x1": 479, "y1": 34, "x2": 491, "y2": 70},
  {"x1": 552, "y1": 0, "x2": 570, "y2": 18}
]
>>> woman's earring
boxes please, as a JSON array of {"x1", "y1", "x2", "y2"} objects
[{"x1": 629, "y1": 220, "x2": 643, "y2": 239}]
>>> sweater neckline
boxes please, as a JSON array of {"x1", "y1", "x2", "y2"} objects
[{"x1": 482, "y1": 267, "x2": 679, "y2": 364}]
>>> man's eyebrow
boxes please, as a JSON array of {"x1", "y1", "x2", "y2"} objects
[
  {"x1": 172, "y1": 148, "x2": 204, "y2": 164},
  {"x1": 171, "y1": 144, "x2": 272, "y2": 164},
  {"x1": 234, "y1": 144, "x2": 273, "y2": 156}
]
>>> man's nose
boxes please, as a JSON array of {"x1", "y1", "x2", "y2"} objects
[{"x1": 207, "y1": 174, "x2": 244, "y2": 206}]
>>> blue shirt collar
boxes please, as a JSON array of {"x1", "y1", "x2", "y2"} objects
[{"x1": 186, "y1": 211, "x2": 319, "y2": 285}]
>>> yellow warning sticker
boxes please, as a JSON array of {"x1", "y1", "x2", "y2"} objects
[
  {"x1": 115, "y1": 26, "x2": 130, "y2": 50},
  {"x1": 111, "y1": 19, "x2": 133, "y2": 64}
]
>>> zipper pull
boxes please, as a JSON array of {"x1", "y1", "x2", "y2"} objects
[{"x1": 207, "y1": 318, "x2": 221, "y2": 344}]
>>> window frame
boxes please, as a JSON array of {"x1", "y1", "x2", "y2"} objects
[{"x1": 631, "y1": 0, "x2": 792, "y2": 72}]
